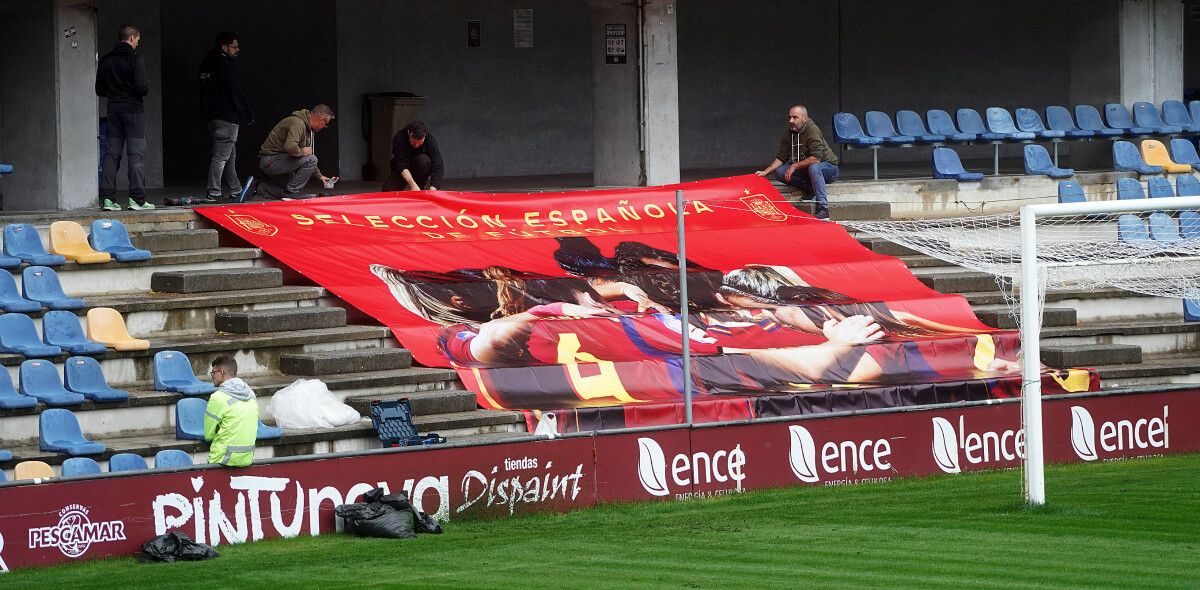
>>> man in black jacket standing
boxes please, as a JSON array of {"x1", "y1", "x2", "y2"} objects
[
  {"x1": 95, "y1": 24, "x2": 153, "y2": 211},
  {"x1": 199, "y1": 32, "x2": 253, "y2": 202},
  {"x1": 382, "y1": 121, "x2": 444, "y2": 191}
]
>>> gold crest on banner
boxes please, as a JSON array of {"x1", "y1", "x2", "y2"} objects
[
  {"x1": 740, "y1": 192, "x2": 788, "y2": 222},
  {"x1": 225, "y1": 213, "x2": 279, "y2": 237}
]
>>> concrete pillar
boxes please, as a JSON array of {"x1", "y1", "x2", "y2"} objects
[
  {"x1": 589, "y1": 0, "x2": 641, "y2": 186},
  {"x1": 55, "y1": 0, "x2": 100, "y2": 210},
  {"x1": 1119, "y1": 0, "x2": 1184, "y2": 105},
  {"x1": 640, "y1": 0, "x2": 680, "y2": 185}
]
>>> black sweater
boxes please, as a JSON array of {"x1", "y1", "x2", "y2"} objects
[
  {"x1": 390, "y1": 125, "x2": 445, "y2": 188},
  {"x1": 95, "y1": 42, "x2": 149, "y2": 115},
  {"x1": 199, "y1": 49, "x2": 253, "y2": 125}
]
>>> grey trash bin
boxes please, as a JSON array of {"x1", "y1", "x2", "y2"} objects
[{"x1": 362, "y1": 92, "x2": 426, "y2": 181}]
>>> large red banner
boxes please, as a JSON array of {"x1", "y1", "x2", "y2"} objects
[{"x1": 198, "y1": 177, "x2": 1096, "y2": 416}]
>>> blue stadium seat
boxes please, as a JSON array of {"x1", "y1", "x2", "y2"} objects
[
  {"x1": 1023, "y1": 144, "x2": 1074, "y2": 178},
  {"x1": 984, "y1": 107, "x2": 1036, "y2": 140},
  {"x1": 22, "y1": 266, "x2": 84, "y2": 310},
  {"x1": 0, "y1": 449, "x2": 10, "y2": 461},
  {"x1": 0, "y1": 314, "x2": 62, "y2": 357},
  {"x1": 896, "y1": 110, "x2": 945, "y2": 144},
  {"x1": 175, "y1": 397, "x2": 206, "y2": 440},
  {"x1": 1045, "y1": 106, "x2": 1095, "y2": 138},
  {"x1": 1147, "y1": 176, "x2": 1174, "y2": 199},
  {"x1": 89, "y1": 220, "x2": 151, "y2": 262},
  {"x1": 63, "y1": 356, "x2": 129, "y2": 402},
  {"x1": 1105, "y1": 103, "x2": 1154, "y2": 136},
  {"x1": 1116, "y1": 177, "x2": 1147, "y2": 200},
  {"x1": 1015, "y1": 108, "x2": 1066, "y2": 140},
  {"x1": 1112, "y1": 141, "x2": 1164, "y2": 175},
  {"x1": 154, "y1": 449, "x2": 193, "y2": 469},
  {"x1": 3, "y1": 224, "x2": 65, "y2": 266},
  {"x1": 1179, "y1": 210, "x2": 1200, "y2": 239},
  {"x1": 926, "y1": 109, "x2": 976, "y2": 142},
  {"x1": 42, "y1": 311, "x2": 107, "y2": 355},
  {"x1": 108, "y1": 452, "x2": 148, "y2": 472},
  {"x1": 1161, "y1": 100, "x2": 1200, "y2": 133},
  {"x1": 0, "y1": 272, "x2": 42, "y2": 313},
  {"x1": 1074, "y1": 105, "x2": 1125, "y2": 137},
  {"x1": 0, "y1": 164, "x2": 12, "y2": 175},
  {"x1": 62, "y1": 457, "x2": 102, "y2": 477},
  {"x1": 1185, "y1": 298, "x2": 1200, "y2": 322},
  {"x1": 153, "y1": 350, "x2": 216, "y2": 395},
  {"x1": 0, "y1": 369, "x2": 36, "y2": 409},
  {"x1": 21, "y1": 359, "x2": 84, "y2": 406},
  {"x1": 39, "y1": 408, "x2": 105, "y2": 455},
  {"x1": 864, "y1": 111, "x2": 916, "y2": 145},
  {"x1": 1177, "y1": 174, "x2": 1200, "y2": 197},
  {"x1": 1168, "y1": 139, "x2": 1200, "y2": 171},
  {"x1": 956, "y1": 109, "x2": 1007, "y2": 141},
  {"x1": 831, "y1": 113, "x2": 884, "y2": 147},
  {"x1": 257, "y1": 421, "x2": 284, "y2": 440},
  {"x1": 1148, "y1": 212, "x2": 1183, "y2": 242},
  {"x1": 931, "y1": 147, "x2": 983, "y2": 181},
  {"x1": 1117, "y1": 214, "x2": 1152, "y2": 245},
  {"x1": 1190, "y1": 101, "x2": 1200, "y2": 130},
  {"x1": 1132, "y1": 102, "x2": 1182, "y2": 135},
  {"x1": 1057, "y1": 181, "x2": 1087, "y2": 204}
]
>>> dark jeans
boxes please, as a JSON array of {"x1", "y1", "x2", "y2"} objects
[
  {"x1": 382, "y1": 154, "x2": 432, "y2": 191},
  {"x1": 258, "y1": 154, "x2": 318, "y2": 198},
  {"x1": 100, "y1": 112, "x2": 146, "y2": 204},
  {"x1": 207, "y1": 119, "x2": 241, "y2": 197},
  {"x1": 774, "y1": 161, "x2": 839, "y2": 207}
]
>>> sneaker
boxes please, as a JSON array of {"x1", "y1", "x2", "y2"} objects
[
  {"x1": 813, "y1": 208, "x2": 830, "y2": 220},
  {"x1": 101, "y1": 199, "x2": 121, "y2": 211},
  {"x1": 128, "y1": 198, "x2": 155, "y2": 210}
]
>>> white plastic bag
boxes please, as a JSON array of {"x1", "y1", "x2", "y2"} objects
[{"x1": 268, "y1": 379, "x2": 361, "y2": 429}]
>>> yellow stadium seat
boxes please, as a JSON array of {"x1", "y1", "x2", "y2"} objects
[
  {"x1": 49, "y1": 221, "x2": 112, "y2": 264},
  {"x1": 1140, "y1": 140, "x2": 1193, "y2": 174},
  {"x1": 14, "y1": 460, "x2": 55, "y2": 480},
  {"x1": 86, "y1": 307, "x2": 150, "y2": 351}
]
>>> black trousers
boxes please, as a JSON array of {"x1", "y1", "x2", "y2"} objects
[
  {"x1": 100, "y1": 112, "x2": 147, "y2": 203},
  {"x1": 382, "y1": 154, "x2": 431, "y2": 191}
]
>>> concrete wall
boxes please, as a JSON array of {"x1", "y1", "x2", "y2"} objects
[
  {"x1": 0, "y1": 1, "x2": 59, "y2": 210},
  {"x1": 335, "y1": 0, "x2": 593, "y2": 183},
  {"x1": 96, "y1": 0, "x2": 163, "y2": 191}
]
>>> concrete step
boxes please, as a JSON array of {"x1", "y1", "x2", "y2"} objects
[
  {"x1": 152, "y1": 267, "x2": 283, "y2": 293},
  {"x1": 855, "y1": 236, "x2": 920, "y2": 256},
  {"x1": 975, "y1": 306, "x2": 1078, "y2": 329},
  {"x1": 344, "y1": 389, "x2": 478, "y2": 417},
  {"x1": 961, "y1": 288, "x2": 1182, "y2": 324},
  {"x1": 787, "y1": 199, "x2": 892, "y2": 221},
  {"x1": 1040, "y1": 343, "x2": 1142, "y2": 368},
  {"x1": 896, "y1": 254, "x2": 955, "y2": 269},
  {"x1": 217, "y1": 306, "x2": 346, "y2": 334},
  {"x1": 85, "y1": 285, "x2": 327, "y2": 336},
  {"x1": 130, "y1": 229, "x2": 219, "y2": 252},
  {"x1": 1040, "y1": 319, "x2": 1200, "y2": 356},
  {"x1": 6, "y1": 209, "x2": 200, "y2": 236},
  {"x1": 915, "y1": 271, "x2": 1004, "y2": 293},
  {"x1": 1094, "y1": 353, "x2": 1200, "y2": 387},
  {"x1": 279, "y1": 347, "x2": 413, "y2": 376},
  {"x1": 8, "y1": 247, "x2": 263, "y2": 296}
]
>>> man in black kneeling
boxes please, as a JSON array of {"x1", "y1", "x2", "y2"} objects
[{"x1": 383, "y1": 120, "x2": 444, "y2": 191}]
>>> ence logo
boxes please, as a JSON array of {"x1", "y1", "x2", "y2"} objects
[
  {"x1": 787, "y1": 425, "x2": 893, "y2": 484},
  {"x1": 931, "y1": 416, "x2": 1024, "y2": 474},
  {"x1": 636, "y1": 438, "x2": 745, "y2": 497},
  {"x1": 1070, "y1": 405, "x2": 1170, "y2": 461},
  {"x1": 27, "y1": 504, "x2": 126, "y2": 558}
]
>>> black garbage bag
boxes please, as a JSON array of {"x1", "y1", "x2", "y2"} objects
[
  {"x1": 139, "y1": 532, "x2": 219, "y2": 563},
  {"x1": 412, "y1": 506, "x2": 443, "y2": 534},
  {"x1": 364, "y1": 487, "x2": 443, "y2": 534},
  {"x1": 336, "y1": 489, "x2": 415, "y2": 539}
]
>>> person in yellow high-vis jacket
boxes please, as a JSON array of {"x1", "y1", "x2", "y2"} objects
[{"x1": 204, "y1": 355, "x2": 259, "y2": 467}]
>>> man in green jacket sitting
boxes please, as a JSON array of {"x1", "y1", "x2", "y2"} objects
[{"x1": 204, "y1": 355, "x2": 259, "y2": 467}]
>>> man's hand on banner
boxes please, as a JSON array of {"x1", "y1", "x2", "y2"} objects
[{"x1": 822, "y1": 315, "x2": 884, "y2": 345}]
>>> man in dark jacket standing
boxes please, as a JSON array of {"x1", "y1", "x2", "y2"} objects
[
  {"x1": 199, "y1": 32, "x2": 253, "y2": 202},
  {"x1": 96, "y1": 24, "x2": 153, "y2": 211},
  {"x1": 382, "y1": 121, "x2": 444, "y2": 191}
]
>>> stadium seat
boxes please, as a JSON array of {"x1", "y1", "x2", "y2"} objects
[
  {"x1": 1023, "y1": 144, "x2": 1074, "y2": 178},
  {"x1": 61, "y1": 457, "x2": 102, "y2": 477},
  {"x1": 831, "y1": 113, "x2": 884, "y2": 147},
  {"x1": 39, "y1": 408, "x2": 105, "y2": 455},
  {"x1": 1057, "y1": 181, "x2": 1087, "y2": 204},
  {"x1": 1015, "y1": 108, "x2": 1066, "y2": 140},
  {"x1": 1132, "y1": 102, "x2": 1182, "y2": 135},
  {"x1": 895, "y1": 110, "x2": 945, "y2": 144},
  {"x1": 1105, "y1": 103, "x2": 1154, "y2": 136},
  {"x1": 257, "y1": 421, "x2": 284, "y2": 440},
  {"x1": 0, "y1": 251, "x2": 20, "y2": 269},
  {"x1": 957, "y1": 109, "x2": 1007, "y2": 174},
  {"x1": 1161, "y1": 100, "x2": 1200, "y2": 133},
  {"x1": 0, "y1": 272, "x2": 41, "y2": 313},
  {"x1": 64, "y1": 356, "x2": 129, "y2": 402},
  {"x1": 153, "y1": 350, "x2": 216, "y2": 395},
  {"x1": 931, "y1": 147, "x2": 983, "y2": 181},
  {"x1": 1147, "y1": 176, "x2": 1174, "y2": 199},
  {"x1": 1190, "y1": 101, "x2": 1200, "y2": 130},
  {"x1": 1075, "y1": 105, "x2": 1125, "y2": 137},
  {"x1": 0, "y1": 313, "x2": 62, "y2": 357},
  {"x1": 14, "y1": 460, "x2": 55, "y2": 480},
  {"x1": 175, "y1": 398, "x2": 207, "y2": 440},
  {"x1": 22, "y1": 266, "x2": 84, "y2": 310},
  {"x1": 1140, "y1": 140, "x2": 1192, "y2": 174},
  {"x1": 154, "y1": 449, "x2": 193, "y2": 469},
  {"x1": 48, "y1": 221, "x2": 112, "y2": 264},
  {"x1": 864, "y1": 111, "x2": 916, "y2": 145},
  {"x1": 108, "y1": 452, "x2": 148, "y2": 472},
  {"x1": 1178, "y1": 210, "x2": 1200, "y2": 239},
  {"x1": 21, "y1": 360, "x2": 85, "y2": 406},
  {"x1": 1116, "y1": 177, "x2": 1147, "y2": 200},
  {"x1": 43, "y1": 311, "x2": 107, "y2": 355},
  {"x1": 1113, "y1": 141, "x2": 1164, "y2": 175},
  {"x1": 926, "y1": 109, "x2": 976, "y2": 142},
  {"x1": 0, "y1": 449, "x2": 10, "y2": 461},
  {"x1": 1045, "y1": 106, "x2": 1095, "y2": 138},
  {"x1": 1117, "y1": 214, "x2": 1152, "y2": 245},
  {"x1": 1148, "y1": 212, "x2": 1183, "y2": 242},
  {"x1": 3, "y1": 224, "x2": 65, "y2": 266},
  {"x1": 0, "y1": 163, "x2": 11, "y2": 175},
  {"x1": 984, "y1": 107, "x2": 1036, "y2": 141},
  {"x1": 0, "y1": 369, "x2": 37, "y2": 409},
  {"x1": 86, "y1": 307, "x2": 150, "y2": 351},
  {"x1": 1169, "y1": 138, "x2": 1200, "y2": 171},
  {"x1": 1185, "y1": 297, "x2": 1200, "y2": 322},
  {"x1": 89, "y1": 219, "x2": 151, "y2": 262},
  {"x1": 1178, "y1": 174, "x2": 1200, "y2": 197}
]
